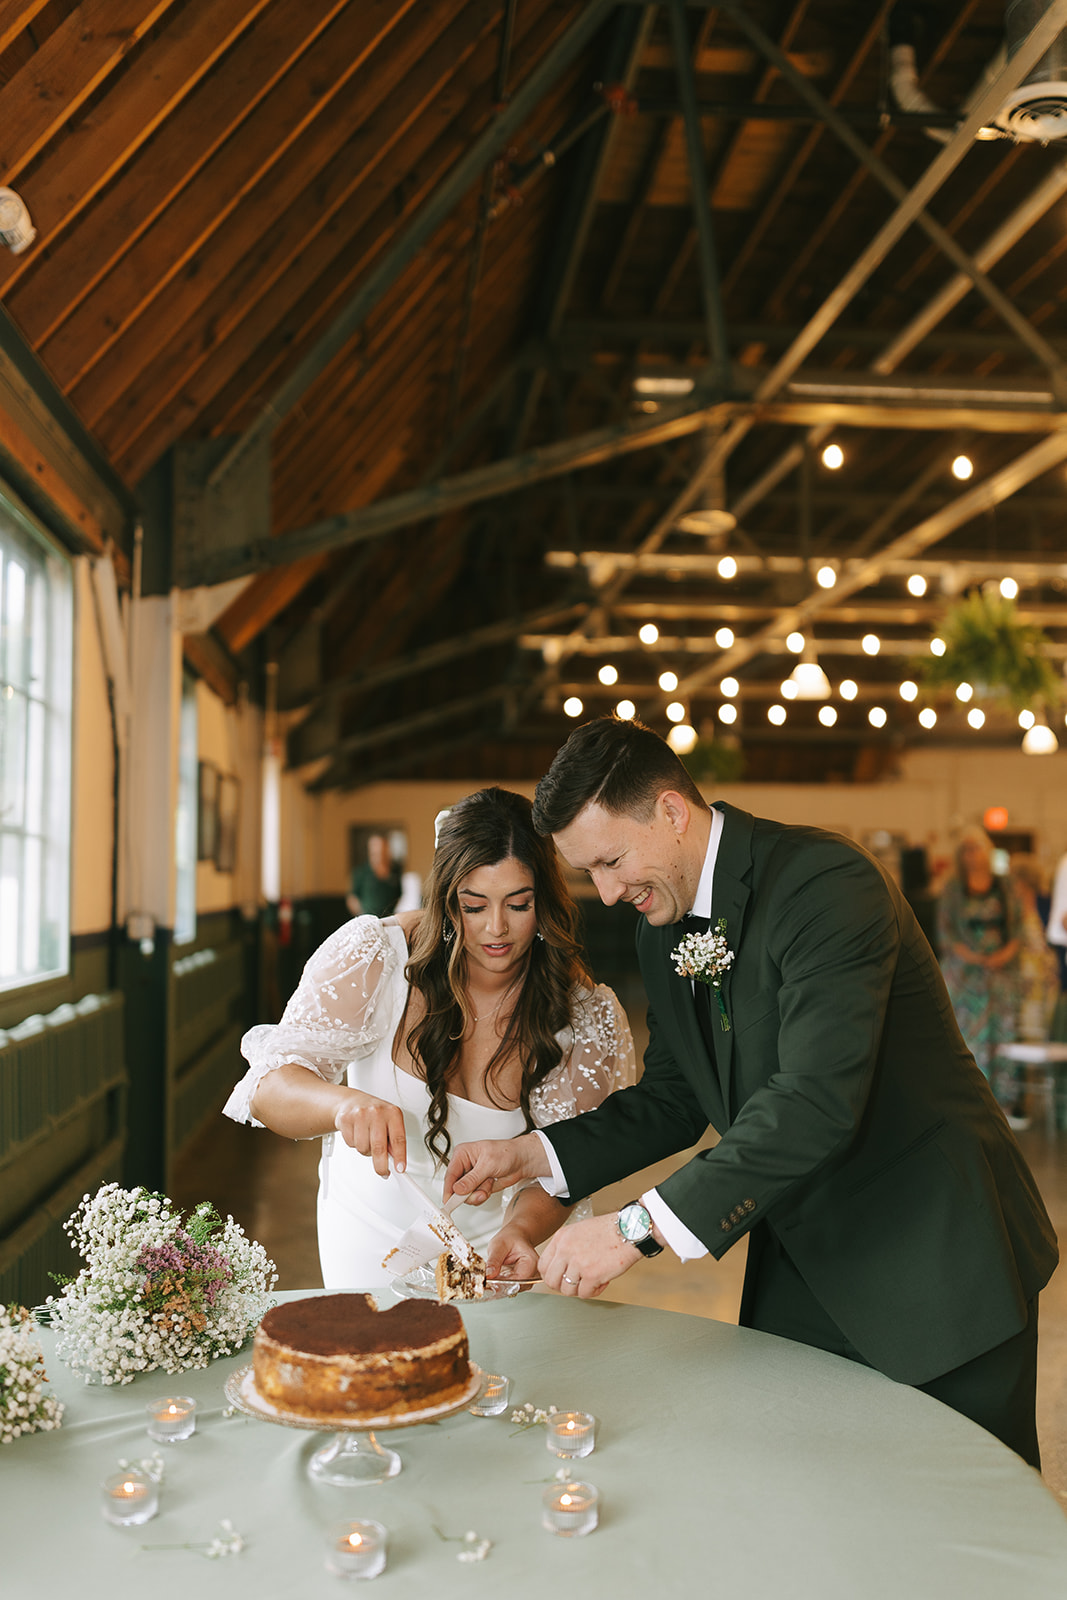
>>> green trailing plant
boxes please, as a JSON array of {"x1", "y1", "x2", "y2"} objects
[
  {"x1": 917, "y1": 589, "x2": 1060, "y2": 713},
  {"x1": 680, "y1": 738, "x2": 745, "y2": 785}
]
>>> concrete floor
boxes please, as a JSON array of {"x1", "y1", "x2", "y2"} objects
[{"x1": 175, "y1": 1049, "x2": 1067, "y2": 1504}]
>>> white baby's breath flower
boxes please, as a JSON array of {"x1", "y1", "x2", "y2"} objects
[{"x1": 0, "y1": 1305, "x2": 64, "y2": 1444}]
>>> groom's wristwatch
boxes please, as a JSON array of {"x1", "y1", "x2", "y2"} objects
[{"x1": 616, "y1": 1200, "x2": 663, "y2": 1258}]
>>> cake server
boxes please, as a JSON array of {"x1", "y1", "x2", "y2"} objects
[{"x1": 380, "y1": 1167, "x2": 478, "y2": 1276}]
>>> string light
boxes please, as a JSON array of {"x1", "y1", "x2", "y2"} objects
[
  {"x1": 899, "y1": 681, "x2": 918, "y2": 702},
  {"x1": 967, "y1": 708, "x2": 985, "y2": 729},
  {"x1": 720, "y1": 677, "x2": 739, "y2": 698},
  {"x1": 718, "y1": 703, "x2": 738, "y2": 725},
  {"x1": 869, "y1": 707, "x2": 887, "y2": 728},
  {"x1": 616, "y1": 699, "x2": 636, "y2": 720},
  {"x1": 786, "y1": 631, "x2": 805, "y2": 653},
  {"x1": 816, "y1": 565, "x2": 837, "y2": 589},
  {"x1": 918, "y1": 707, "x2": 937, "y2": 729},
  {"x1": 563, "y1": 696, "x2": 583, "y2": 718},
  {"x1": 930, "y1": 637, "x2": 946, "y2": 656},
  {"x1": 1022, "y1": 721, "x2": 1058, "y2": 754},
  {"x1": 1018, "y1": 709, "x2": 1036, "y2": 729},
  {"x1": 955, "y1": 682, "x2": 973, "y2": 703},
  {"x1": 951, "y1": 454, "x2": 973, "y2": 480},
  {"x1": 717, "y1": 556, "x2": 738, "y2": 580},
  {"x1": 861, "y1": 634, "x2": 880, "y2": 656},
  {"x1": 907, "y1": 574, "x2": 927, "y2": 597},
  {"x1": 999, "y1": 577, "x2": 1018, "y2": 600},
  {"x1": 839, "y1": 679, "x2": 858, "y2": 700},
  {"x1": 780, "y1": 679, "x2": 798, "y2": 700},
  {"x1": 714, "y1": 626, "x2": 734, "y2": 648},
  {"x1": 667, "y1": 723, "x2": 697, "y2": 753},
  {"x1": 821, "y1": 443, "x2": 844, "y2": 470},
  {"x1": 658, "y1": 670, "x2": 678, "y2": 692},
  {"x1": 665, "y1": 701, "x2": 686, "y2": 723},
  {"x1": 598, "y1": 664, "x2": 618, "y2": 686},
  {"x1": 818, "y1": 705, "x2": 837, "y2": 727},
  {"x1": 768, "y1": 704, "x2": 787, "y2": 726},
  {"x1": 639, "y1": 623, "x2": 659, "y2": 644}
]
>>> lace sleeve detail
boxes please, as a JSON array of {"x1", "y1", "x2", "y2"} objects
[
  {"x1": 223, "y1": 916, "x2": 401, "y2": 1126},
  {"x1": 529, "y1": 984, "x2": 637, "y2": 1128}
]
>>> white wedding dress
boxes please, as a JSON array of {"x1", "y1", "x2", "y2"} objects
[{"x1": 224, "y1": 915, "x2": 637, "y2": 1287}]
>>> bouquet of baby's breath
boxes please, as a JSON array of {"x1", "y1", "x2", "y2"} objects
[
  {"x1": 43, "y1": 1184, "x2": 277, "y2": 1385},
  {"x1": 0, "y1": 1303, "x2": 64, "y2": 1442}
]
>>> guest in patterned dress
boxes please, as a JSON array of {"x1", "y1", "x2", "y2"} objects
[
  {"x1": 938, "y1": 826, "x2": 1024, "y2": 1125},
  {"x1": 1010, "y1": 855, "x2": 1059, "y2": 1044}
]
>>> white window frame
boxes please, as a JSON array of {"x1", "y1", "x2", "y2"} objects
[{"x1": 0, "y1": 486, "x2": 73, "y2": 990}]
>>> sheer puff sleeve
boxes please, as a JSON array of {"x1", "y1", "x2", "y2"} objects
[
  {"x1": 530, "y1": 983, "x2": 637, "y2": 1127},
  {"x1": 223, "y1": 916, "x2": 401, "y2": 1127}
]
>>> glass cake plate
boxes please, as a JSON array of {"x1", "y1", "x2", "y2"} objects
[
  {"x1": 391, "y1": 1266, "x2": 541, "y2": 1301},
  {"x1": 224, "y1": 1362, "x2": 483, "y2": 1486}
]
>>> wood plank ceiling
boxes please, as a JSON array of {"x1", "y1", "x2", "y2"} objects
[{"x1": 3, "y1": 0, "x2": 1067, "y2": 786}]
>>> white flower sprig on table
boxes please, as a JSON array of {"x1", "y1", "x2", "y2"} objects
[
  {"x1": 143, "y1": 1519, "x2": 246, "y2": 1559},
  {"x1": 0, "y1": 1304, "x2": 64, "y2": 1443},
  {"x1": 509, "y1": 1400, "x2": 558, "y2": 1435},
  {"x1": 673, "y1": 918, "x2": 735, "y2": 1031},
  {"x1": 433, "y1": 1526, "x2": 492, "y2": 1563},
  {"x1": 117, "y1": 1452, "x2": 166, "y2": 1484},
  {"x1": 43, "y1": 1183, "x2": 277, "y2": 1385}
]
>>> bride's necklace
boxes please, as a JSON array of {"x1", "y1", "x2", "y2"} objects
[{"x1": 470, "y1": 976, "x2": 522, "y2": 1024}]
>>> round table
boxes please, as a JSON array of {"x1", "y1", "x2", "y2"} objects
[{"x1": 4, "y1": 1290, "x2": 1066, "y2": 1598}]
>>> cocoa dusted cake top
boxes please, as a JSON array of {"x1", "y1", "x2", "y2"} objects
[{"x1": 260, "y1": 1293, "x2": 463, "y2": 1355}]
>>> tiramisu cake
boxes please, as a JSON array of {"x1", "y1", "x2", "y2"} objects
[
  {"x1": 434, "y1": 1247, "x2": 487, "y2": 1301},
  {"x1": 252, "y1": 1293, "x2": 471, "y2": 1419}
]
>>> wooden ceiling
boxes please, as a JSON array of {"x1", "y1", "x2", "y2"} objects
[{"x1": 4, "y1": 0, "x2": 1067, "y2": 785}]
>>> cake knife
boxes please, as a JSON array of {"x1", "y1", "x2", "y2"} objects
[{"x1": 381, "y1": 1167, "x2": 478, "y2": 1276}]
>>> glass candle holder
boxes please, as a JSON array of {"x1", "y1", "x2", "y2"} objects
[
  {"x1": 101, "y1": 1468, "x2": 159, "y2": 1527},
  {"x1": 146, "y1": 1395, "x2": 197, "y2": 1442},
  {"x1": 468, "y1": 1373, "x2": 511, "y2": 1417},
  {"x1": 542, "y1": 1481, "x2": 598, "y2": 1538},
  {"x1": 545, "y1": 1410, "x2": 596, "y2": 1458},
  {"x1": 325, "y1": 1519, "x2": 388, "y2": 1580}
]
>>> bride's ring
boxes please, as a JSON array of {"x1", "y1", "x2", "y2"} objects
[{"x1": 562, "y1": 1274, "x2": 577, "y2": 1285}]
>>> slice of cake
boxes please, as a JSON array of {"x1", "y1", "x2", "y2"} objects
[
  {"x1": 434, "y1": 1246, "x2": 487, "y2": 1301},
  {"x1": 252, "y1": 1293, "x2": 470, "y2": 1419}
]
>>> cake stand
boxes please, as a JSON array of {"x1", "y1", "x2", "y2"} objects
[{"x1": 224, "y1": 1363, "x2": 484, "y2": 1486}]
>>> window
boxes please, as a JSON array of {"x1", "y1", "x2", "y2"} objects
[{"x1": 0, "y1": 487, "x2": 72, "y2": 988}]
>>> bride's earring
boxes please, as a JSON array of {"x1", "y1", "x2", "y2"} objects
[
  {"x1": 443, "y1": 923, "x2": 455, "y2": 944},
  {"x1": 535, "y1": 931, "x2": 544, "y2": 942}
]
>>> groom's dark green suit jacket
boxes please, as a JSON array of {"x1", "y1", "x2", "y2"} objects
[{"x1": 546, "y1": 803, "x2": 1058, "y2": 1385}]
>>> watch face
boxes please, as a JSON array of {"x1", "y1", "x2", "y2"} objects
[{"x1": 618, "y1": 1203, "x2": 651, "y2": 1243}]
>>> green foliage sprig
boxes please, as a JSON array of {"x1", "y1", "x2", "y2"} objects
[{"x1": 917, "y1": 589, "x2": 1060, "y2": 712}]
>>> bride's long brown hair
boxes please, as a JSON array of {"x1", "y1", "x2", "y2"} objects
[{"x1": 399, "y1": 787, "x2": 591, "y2": 1165}]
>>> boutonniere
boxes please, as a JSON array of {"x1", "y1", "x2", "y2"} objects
[{"x1": 673, "y1": 918, "x2": 734, "y2": 1031}]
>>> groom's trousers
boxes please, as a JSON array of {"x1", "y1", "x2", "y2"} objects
[{"x1": 740, "y1": 1223, "x2": 1041, "y2": 1470}]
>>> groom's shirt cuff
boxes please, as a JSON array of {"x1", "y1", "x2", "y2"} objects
[
  {"x1": 534, "y1": 1132, "x2": 709, "y2": 1260},
  {"x1": 534, "y1": 1130, "x2": 570, "y2": 1197},
  {"x1": 642, "y1": 1189, "x2": 708, "y2": 1261}
]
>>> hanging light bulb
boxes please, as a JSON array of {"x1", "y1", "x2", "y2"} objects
[
  {"x1": 869, "y1": 707, "x2": 887, "y2": 728},
  {"x1": 720, "y1": 677, "x2": 739, "y2": 698},
  {"x1": 616, "y1": 699, "x2": 636, "y2": 720},
  {"x1": 658, "y1": 669, "x2": 679, "y2": 692},
  {"x1": 780, "y1": 678, "x2": 799, "y2": 700},
  {"x1": 598, "y1": 664, "x2": 618, "y2": 686},
  {"x1": 999, "y1": 577, "x2": 1018, "y2": 600},
  {"x1": 861, "y1": 634, "x2": 881, "y2": 656},
  {"x1": 788, "y1": 660, "x2": 831, "y2": 700},
  {"x1": 955, "y1": 682, "x2": 973, "y2": 703},
  {"x1": 918, "y1": 707, "x2": 937, "y2": 729},
  {"x1": 899, "y1": 681, "x2": 918, "y2": 702},
  {"x1": 639, "y1": 623, "x2": 659, "y2": 644},
  {"x1": 714, "y1": 626, "x2": 734, "y2": 648},
  {"x1": 821, "y1": 443, "x2": 844, "y2": 470},
  {"x1": 967, "y1": 708, "x2": 986, "y2": 729},
  {"x1": 718, "y1": 703, "x2": 738, "y2": 725},
  {"x1": 717, "y1": 555, "x2": 738, "y2": 580},
  {"x1": 818, "y1": 705, "x2": 838, "y2": 727},
  {"x1": 768, "y1": 704, "x2": 787, "y2": 726},
  {"x1": 816, "y1": 565, "x2": 837, "y2": 589},
  {"x1": 665, "y1": 701, "x2": 686, "y2": 723},
  {"x1": 839, "y1": 679, "x2": 858, "y2": 701},
  {"x1": 786, "y1": 631, "x2": 805, "y2": 653},
  {"x1": 930, "y1": 637, "x2": 946, "y2": 656},
  {"x1": 667, "y1": 722, "x2": 697, "y2": 753},
  {"x1": 563, "y1": 696, "x2": 583, "y2": 718},
  {"x1": 952, "y1": 453, "x2": 974, "y2": 480},
  {"x1": 907, "y1": 574, "x2": 927, "y2": 597},
  {"x1": 1022, "y1": 722, "x2": 1058, "y2": 754},
  {"x1": 1018, "y1": 709, "x2": 1036, "y2": 729}
]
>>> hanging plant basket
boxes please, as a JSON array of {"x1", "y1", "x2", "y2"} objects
[
  {"x1": 680, "y1": 738, "x2": 745, "y2": 785},
  {"x1": 917, "y1": 589, "x2": 1060, "y2": 712}
]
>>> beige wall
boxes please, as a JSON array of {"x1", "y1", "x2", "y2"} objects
[{"x1": 281, "y1": 746, "x2": 1067, "y2": 899}]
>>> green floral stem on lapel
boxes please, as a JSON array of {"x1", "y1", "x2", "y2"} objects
[
  {"x1": 672, "y1": 915, "x2": 734, "y2": 1031},
  {"x1": 714, "y1": 916, "x2": 731, "y2": 1031}
]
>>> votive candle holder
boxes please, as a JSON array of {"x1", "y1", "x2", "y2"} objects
[
  {"x1": 101, "y1": 1467, "x2": 159, "y2": 1527},
  {"x1": 468, "y1": 1373, "x2": 511, "y2": 1416},
  {"x1": 545, "y1": 1410, "x2": 596, "y2": 1457},
  {"x1": 542, "y1": 1480, "x2": 598, "y2": 1538},
  {"x1": 146, "y1": 1395, "x2": 197, "y2": 1442},
  {"x1": 326, "y1": 1519, "x2": 388, "y2": 1579}
]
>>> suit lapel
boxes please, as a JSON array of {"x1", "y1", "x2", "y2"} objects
[
  {"x1": 643, "y1": 916, "x2": 730, "y2": 1134},
  {"x1": 706, "y1": 803, "x2": 755, "y2": 1107}
]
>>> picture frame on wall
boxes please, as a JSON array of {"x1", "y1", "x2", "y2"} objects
[
  {"x1": 197, "y1": 760, "x2": 219, "y2": 862},
  {"x1": 216, "y1": 773, "x2": 240, "y2": 873}
]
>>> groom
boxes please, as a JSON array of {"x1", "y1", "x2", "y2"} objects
[{"x1": 445, "y1": 716, "x2": 1058, "y2": 1466}]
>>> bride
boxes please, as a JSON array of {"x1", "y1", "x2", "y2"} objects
[{"x1": 223, "y1": 787, "x2": 636, "y2": 1287}]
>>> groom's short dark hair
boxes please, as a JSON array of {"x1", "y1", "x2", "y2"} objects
[{"x1": 532, "y1": 716, "x2": 706, "y2": 835}]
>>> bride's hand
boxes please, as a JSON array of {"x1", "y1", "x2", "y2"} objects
[
  {"x1": 333, "y1": 1090, "x2": 406, "y2": 1176},
  {"x1": 485, "y1": 1223, "x2": 540, "y2": 1281}
]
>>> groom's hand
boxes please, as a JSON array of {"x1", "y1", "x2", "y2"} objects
[{"x1": 443, "y1": 1133, "x2": 549, "y2": 1206}]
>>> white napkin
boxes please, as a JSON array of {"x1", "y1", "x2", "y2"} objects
[{"x1": 380, "y1": 1167, "x2": 477, "y2": 1277}]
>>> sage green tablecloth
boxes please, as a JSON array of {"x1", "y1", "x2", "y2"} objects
[{"x1": 5, "y1": 1290, "x2": 1067, "y2": 1599}]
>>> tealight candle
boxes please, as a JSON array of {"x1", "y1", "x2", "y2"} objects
[
  {"x1": 468, "y1": 1373, "x2": 511, "y2": 1417},
  {"x1": 101, "y1": 1468, "x2": 159, "y2": 1527},
  {"x1": 146, "y1": 1395, "x2": 197, "y2": 1442},
  {"x1": 545, "y1": 1410, "x2": 596, "y2": 1457},
  {"x1": 326, "y1": 1519, "x2": 387, "y2": 1580},
  {"x1": 542, "y1": 1481, "x2": 598, "y2": 1538}
]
